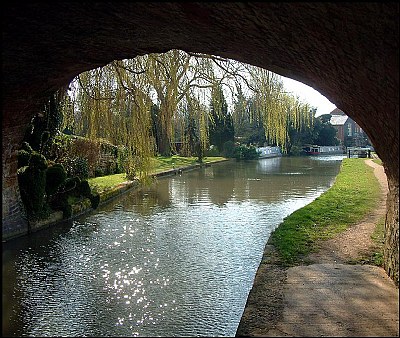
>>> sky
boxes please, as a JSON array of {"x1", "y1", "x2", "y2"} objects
[{"x1": 280, "y1": 76, "x2": 337, "y2": 117}]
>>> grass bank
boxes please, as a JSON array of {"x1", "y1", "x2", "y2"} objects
[
  {"x1": 88, "y1": 155, "x2": 226, "y2": 193},
  {"x1": 268, "y1": 158, "x2": 382, "y2": 266}
]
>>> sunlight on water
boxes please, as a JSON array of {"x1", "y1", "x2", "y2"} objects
[{"x1": 3, "y1": 156, "x2": 343, "y2": 337}]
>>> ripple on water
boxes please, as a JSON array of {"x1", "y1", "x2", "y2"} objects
[{"x1": 5, "y1": 157, "x2": 343, "y2": 337}]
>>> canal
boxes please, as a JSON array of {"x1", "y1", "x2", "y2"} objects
[{"x1": 2, "y1": 155, "x2": 345, "y2": 337}]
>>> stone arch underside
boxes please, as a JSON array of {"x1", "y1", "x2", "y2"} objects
[{"x1": 2, "y1": 3, "x2": 398, "y2": 285}]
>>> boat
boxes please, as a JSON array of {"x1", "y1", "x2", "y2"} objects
[
  {"x1": 303, "y1": 145, "x2": 345, "y2": 155},
  {"x1": 256, "y1": 146, "x2": 282, "y2": 159}
]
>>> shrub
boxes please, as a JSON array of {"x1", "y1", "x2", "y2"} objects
[
  {"x1": 204, "y1": 145, "x2": 220, "y2": 157},
  {"x1": 45, "y1": 163, "x2": 67, "y2": 196},
  {"x1": 77, "y1": 180, "x2": 92, "y2": 198},
  {"x1": 60, "y1": 196, "x2": 72, "y2": 218},
  {"x1": 16, "y1": 143, "x2": 50, "y2": 219},
  {"x1": 48, "y1": 134, "x2": 104, "y2": 178},
  {"x1": 47, "y1": 133, "x2": 73, "y2": 162},
  {"x1": 49, "y1": 177, "x2": 78, "y2": 219},
  {"x1": 21, "y1": 141, "x2": 33, "y2": 152},
  {"x1": 222, "y1": 140, "x2": 235, "y2": 158},
  {"x1": 50, "y1": 176, "x2": 100, "y2": 219},
  {"x1": 17, "y1": 149, "x2": 31, "y2": 168},
  {"x1": 94, "y1": 168, "x2": 105, "y2": 177},
  {"x1": 73, "y1": 157, "x2": 89, "y2": 179},
  {"x1": 62, "y1": 177, "x2": 78, "y2": 193},
  {"x1": 18, "y1": 160, "x2": 47, "y2": 217},
  {"x1": 233, "y1": 144, "x2": 259, "y2": 160},
  {"x1": 71, "y1": 137, "x2": 101, "y2": 176},
  {"x1": 89, "y1": 193, "x2": 101, "y2": 209},
  {"x1": 62, "y1": 156, "x2": 89, "y2": 179},
  {"x1": 104, "y1": 160, "x2": 116, "y2": 175},
  {"x1": 29, "y1": 152, "x2": 48, "y2": 170},
  {"x1": 288, "y1": 145, "x2": 304, "y2": 156}
]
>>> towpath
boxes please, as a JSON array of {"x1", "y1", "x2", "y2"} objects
[{"x1": 237, "y1": 159, "x2": 399, "y2": 337}]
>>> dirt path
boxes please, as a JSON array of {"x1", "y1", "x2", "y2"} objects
[
  {"x1": 236, "y1": 159, "x2": 399, "y2": 337},
  {"x1": 306, "y1": 159, "x2": 388, "y2": 265}
]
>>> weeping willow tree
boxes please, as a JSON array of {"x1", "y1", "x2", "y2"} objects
[
  {"x1": 281, "y1": 92, "x2": 314, "y2": 133},
  {"x1": 60, "y1": 49, "x2": 314, "y2": 181},
  {"x1": 232, "y1": 85, "x2": 250, "y2": 128},
  {"x1": 248, "y1": 67, "x2": 290, "y2": 150},
  {"x1": 177, "y1": 92, "x2": 209, "y2": 158},
  {"x1": 146, "y1": 51, "x2": 180, "y2": 156},
  {"x1": 232, "y1": 86, "x2": 265, "y2": 145},
  {"x1": 62, "y1": 57, "x2": 155, "y2": 182},
  {"x1": 147, "y1": 50, "x2": 227, "y2": 157},
  {"x1": 241, "y1": 65, "x2": 314, "y2": 152},
  {"x1": 111, "y1": 59, "x2": 155, "y2": 182},
  {"x1": 61, "y1": 50, "x2": 216, "y2": 180}
]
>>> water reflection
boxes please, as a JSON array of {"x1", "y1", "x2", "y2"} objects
[{"x1": 3, "y1": 156, "x2": 344, "y2": 337}]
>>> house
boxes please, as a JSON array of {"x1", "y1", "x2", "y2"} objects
[{"x1": 329, "y1": 108, "x2": 369, "y2": 147}]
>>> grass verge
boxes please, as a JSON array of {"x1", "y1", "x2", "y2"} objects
[
  {"x1": 350, "y1": 214, "x2": 386, "y2": 266},
  {"x1": 151, "y1": 155, "x2": 226, "y2": 174},
  {"x1": 88, "y1": 156, "x2": 226, "y2": 193},
  {"x1": 369, "y1": 215, "x2": 385, "y2": 266},
  {"x1": 268, "y1": 158, "x2": 382, "y2": 266}
]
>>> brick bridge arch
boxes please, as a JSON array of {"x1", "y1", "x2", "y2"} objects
[{"x1": 2, "y1": 3, "x2": 398, "y2": 284}]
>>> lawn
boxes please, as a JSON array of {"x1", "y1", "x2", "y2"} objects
[
  {"x1": 88, "y1": 155, "x2": 226, "y2": 192},
  {"x1": 88, "y1": 173, "x2": 128, "y2": 193},
  {"x1": 150, "y1": 155, "x2": 226, "y2": 174}
]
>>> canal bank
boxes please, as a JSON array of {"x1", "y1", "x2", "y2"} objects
[
  {"x1": 236, "y1": 159, "x2": 399, "y2": 337},
  {"x1": 3, "y1": 156, "x2": 346, "y2": 337},
  {"x1": 5, "y1": 158, "x2": 229, "y2": 242}
]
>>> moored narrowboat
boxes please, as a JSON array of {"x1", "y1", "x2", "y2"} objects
[
  {"x1": 303, "y1": 145, "x2": 345, "y2": 155},
  {"x1": 256, "y1": 146, "x2": 282, "y2": 159}
]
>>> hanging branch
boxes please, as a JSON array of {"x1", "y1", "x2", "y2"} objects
[
  {"x1": 77, "y1": 74, "x2": 116, "y2": 101},
  {"x1": 63, "y1": 49, "x2": 316, "y2": 175},
  {"x1": 111, "y1": 60, "x2": 147, "y2": 75}
]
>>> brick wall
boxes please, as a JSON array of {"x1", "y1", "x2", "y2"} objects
[
  {"x1": 2, "y1": 127, "x2": 29, "y2": 241},
  {"x1": 95, "y1": 141, "x2": 120, "y2": 176},
  {"x1": 2, "y1": 131, "x2": 120, "y2": 241}
]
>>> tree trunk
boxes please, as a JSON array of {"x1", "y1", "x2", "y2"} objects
[{"x1": 158, "y1": 126, "x2": 171, "y2": 156}]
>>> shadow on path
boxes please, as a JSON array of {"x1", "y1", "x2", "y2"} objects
[{"x1": 237, "y1": 159, "x2": 399, "y2": 337}]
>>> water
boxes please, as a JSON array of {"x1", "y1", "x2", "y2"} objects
[{"x1": 2, "y1": 155, "x2": 344, "y2": 337}]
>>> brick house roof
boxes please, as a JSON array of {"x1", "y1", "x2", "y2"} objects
[
  {"x1": 330, "y1": 108, "x2": 346, "y2": 115},
  {"x1": 330, "y1": 108, "x2": 349, "y2": 126},
  {"x1": 330, "y1": 115, "x2": 349, "y2": 126}
]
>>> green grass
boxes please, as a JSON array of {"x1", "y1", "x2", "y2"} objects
[
  {"x1": 88, "y1": 156, "x2": 226, "y2": 192},
  {"x1": 88, "y1": 173, "x2": 127, "y2": 193},
  {"x1": 345, "y1": 214, "x2": 385, "y2": 267},
  {"x1": 371, "y1": 152, "x2": 383, "y2": 166},
  {"x1": 268, "y1": 158, "x2": 382, "y2": 266},
  {"x1": 151, "y1": 155, "x2": 226, "y2": 173},
  {"x1": 88, "y1": 157, "x2": 384, "y2": 267},
  {"x1": 369, "y1": 215, "x2": 385, "y2": 266},
  {"x1": 372, "y1": 158, "x2": 383, "y2": 166}
]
